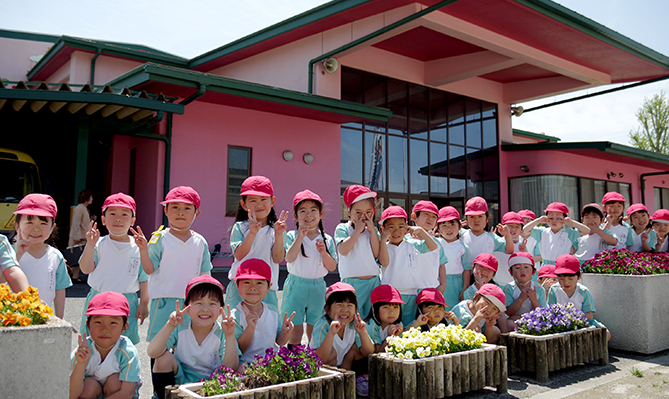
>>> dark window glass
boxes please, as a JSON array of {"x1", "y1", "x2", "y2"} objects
[
  {"x1": 465, "y1": 98, "x2": 481, "y2": 122},
  {"x1": 410, "y1": 139, "x2": 428, "y2": 194},
  {"x1": 450, "y1": 124, "x2": 465, "y2": 146},
  {"x1": 409, "y1": 84, "x2": 428, "y2": 139},
  {"x1": 387, "y1": 135, "x2": 408, "y2": 192},
  {"x1": 449, "y1": 145, "x2": 466, "y2": 197},
  {"x1": 340, "y1": 128, "x2": 363, "y2": 186},
  {"x1": 388, "y1": 79, "x2": 407, "y2": 135},
  {"x1": 430, "y1": 142, "x2": 448, "y2": 195},
  {"x1": 482, "y1": 119, "x2": 497, "y2": 148},
  {"x1": 341, "y1": 68, "x2": 363, "y2": 103},
  {"x1": 365, "y1": 131, "x2": 386, "y2": 192},
  {"x1": 429, "y1": 89, "x2": 447, "y2": 141},
  {"x1": 466, "y1": 121, "x2": 482, "y2": 148},
  {"x1": 482, "y1": 101, "x2": 496, "y2": 118},
  {"x1": 467, "y1": 147, "x2": 484, "y2": 198},
  {"x1": 509, "y1": 175, "x2": 579, "y2": 216},
  {"x1": 484, "y1": 150, "x2": 499, "y2": 200},
  {"x1": 226, "y1": 146, "x2": 251, "y2": 216},
  {"x1": 448, "y1": 98, "x2": 464, "y2": 125}
]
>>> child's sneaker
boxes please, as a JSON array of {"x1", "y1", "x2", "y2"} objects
[{"x1": 356, "y1": 374, "x2": 369, "y2": 397}]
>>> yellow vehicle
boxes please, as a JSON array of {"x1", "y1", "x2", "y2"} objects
[{"x1": 0, "y1": 149, "x2": 41, "y2": 237}]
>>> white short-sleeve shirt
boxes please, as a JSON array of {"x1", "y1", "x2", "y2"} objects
[
  {"x1": 88, "y1": 236, "x2": 147, "y2": 293},
  {"x1": 335, "y1": 223, "x2": 380, "y2": 279},
  {"x1": 229, "y1": 223, "x2": 279, "y2": 290}
]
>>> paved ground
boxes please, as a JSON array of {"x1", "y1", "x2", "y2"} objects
[{"x1": 64, "y1": 272, "x2": 669, "y2": 398}]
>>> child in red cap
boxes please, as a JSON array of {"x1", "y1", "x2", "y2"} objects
[
  {"x1": 408, "y1": 288, "x2": 459, "y2": 332},
  {"x1": 70, "y1": 292, "x2": 141, "y2": 399},
  {"x1": 652, "y1": 209, "x2": 669, "y2": 252},
  {"x1": 365, "y1": 284, "x2": 405, "y2": 352},
  {"x1": 310, "y1": 282, "x2": 374, "y2": 370},
  {"x1": 537, "y1": 264, "x2": 558, "y2": 295},
  {"x1": 77, "y1": 193, "x2": 149, "y2": 344},
  {"x1": 230, "y1": 259, "x2": 295, "y2": 364},
  {"x1": 411, "y1": 200, "x2": 449, "y2": 299},
  {"x1": 227, "y1": 176, "x2": 288, "y2": 311},
  {"x1": 462, "y1": 253, "x2": 498, "y2": 301},
  {"x1": 335, "y1": 185, "x2": 381, "y2": 318},
  {"x1": 13, "y1": 193, "x2": 71, "y2": 317},
  {"x1": 377, "y1": 205, "x2": 439, "y2": 326},
  {"x1": 522, "y1": 202, "x2": 590, "y2": 266},
  {"x1": 283, "y1": 190, "x2": 337, "y2": 346},
  {"x1": 147, "y1": 275, "x2": 238, "y2": 399},
  {"x1": 451, "y1": 283, "x2": 506, "y2": 344},
  {"x1": 602, "y1": 192, "x2": 634, "y2": 249},
  {"x1": 137, "y1": 186, "x2": 214, "y2": 342},
  {"x1": 548, "y1": 254, "x2": 610, "y2": 340},
  {"x1": 459, "y1": 197, "x2": 514, "y2": 271},
  {"x1": 574, "y1": 203, "x2": 618, "y2": 265},
  {"x1": 627, "y1": 204, "x2": 656, "y2": 252},
  {"x1": 503, "y1": 253, "x2": 547, "y2": 331},
  {"x1": 492, "y1": 211, "x2": 534, "y2": 286},
  {"x1": 435, "y1": 206, "x2": 471, "y2": 310}
]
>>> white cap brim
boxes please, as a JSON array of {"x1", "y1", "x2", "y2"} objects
[{"x1": 483, "y1": 294, "x2": 506, "y2": 313}]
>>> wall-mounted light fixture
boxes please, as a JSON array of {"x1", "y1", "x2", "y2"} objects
[
  {"x1": 303, "y1": 153, "x2": 314, "y2": 164},
  {"x1": 282, "y1": 150, "x2": 293, "y2": 162},
  {"x1": 619, "y1": 173, "x2": 624, "y2": 178},
  {"x1": 520, "y1": 165, "x2": 529, "y2": 173},
  {"x1": 511, "y1": 106, "x2": 524, "y2": 117}
]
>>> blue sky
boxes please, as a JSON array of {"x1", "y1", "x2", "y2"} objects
[{"x1": 3, "y1": 0, "x2": 668, "y2": 145}]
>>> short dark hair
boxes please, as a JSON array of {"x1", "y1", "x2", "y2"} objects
[
  {"x1": 557, "y1": 271, "x2": 581, "y2": 278},
  {"x1": 77, "y1": 190, "x2": 93, "y2": 204},
  {"x1": 324, "y1": 291, "x2": 358, "y2": 323},
  {"x1": 185, "y1": 283, "x2": 224, "y2": 306},
  {"x1": 366, "y1": 301, "x2": 402, "y2": 326},
  {"x1": 86, "y1": 315, "x2": 128, "y2": 327},
  {"x1": 416, "y1": 301, "x2": 444, "y2": 318}
]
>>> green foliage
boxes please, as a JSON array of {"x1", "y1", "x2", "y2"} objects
[
  {"x1": 631, "y1": 367, "x2": 644, "y2": 378},
  {"x1": 629, "y1": 91, "x2": 669, "y2": 154}
]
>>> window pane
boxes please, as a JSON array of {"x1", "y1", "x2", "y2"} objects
[
  {"x1": 619, "y1": 183, "x2": 631, "y2": 203},
  {"x1": 482, "y1": 101, "x2": 496, "y2": 118},
  {"x1": 594, "y1": 180, "x2": 606, "y2": 204},
  {"x1": 466, "y1": 121, "x2": 482, "y2": 148},
  {"x1": 662, "y1": 188, "x2": 669, "y2": 209},
  {"x1": 430, "y1": 142, "x2": 448, "y2": 195},
  {"x1": 341, "y1": 68, "x2": 363, "y2": 103},
  {"x1": 227, "y1": 147, "x2": 250, "y2": 215},
  {"x1": 409, "y1": 84, "x2": 428, "y2": 139},
  {"x1": 509, "y1": 175, "x2": 578, "y2": 217},
  {"x1": 388, "y1": 135, "x2": 408, "y2": 192},
  {"x1": 449, "y1": 124, "x2": 465, "y2": 146},
  {"x1": 449, "y1": 145, "x2": 466, "y2": 197},
  {"x1": 465, "y1": 98, "x2": 481, "y2": 122},
  {"x1": 388, "y1": 79, "x2": 407, "y2": 135},
  {"x1": 364, "y1": 73, "x2": 385, "y2": 108},
  {"x1": 429, "y1": 89, "x2": 447, "y2": 142},
  {"x1": 467, "y1": 147, "x2": 483, "y2": 198},
  {"x1": 654, "y1": 188, "x2": 662, "y2": 210},
  {"x1": 365, "y1": 131, "x2": 386, "y2": 191},
  {"x1": 341, "y1": 128, "x2": 363, "y2": 186},
  {"x1": 388, "y1": 197, "x2": 406, "y2": 208},
  {"x1": 482, "y1": 119, "x2": 497, "y2": 148},
  {"x1": 410, "y1": 139, "x2": 428, "y2": 194},
  {"x1": 580, "y1": 178, "x2": 595, "y2": 206},
  {"x1": 483, "y1": 150, "x2": 499, "y2": 200},
  {"x1": 448, "y1": 98, "x2": 464, "y2": 125}
]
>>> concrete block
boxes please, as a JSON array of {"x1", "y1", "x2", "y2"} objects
[
  {"x1": 582, "y1": 273, "x2": 669, "y2": 354},
  {"x1": 0, "y1": 316, "x2": 72, "y2": 399}
]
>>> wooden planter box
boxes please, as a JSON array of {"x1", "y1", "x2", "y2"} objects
[
  {"x1": 582, "y1": 273, "x2": 669, "y2": 353},
  {"x1": 499, "y1": 326, "x2": 608, "y2": 382},
  {"x1": 367, "y1": 344, "x2": 507, "y2": 398},
  {"x1": 168, "y1": 367, "x2": 352, "y2": 399}
]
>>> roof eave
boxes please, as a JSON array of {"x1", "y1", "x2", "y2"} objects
[{"x1": 512, "y1": 128, "x2": 561, "y2": 143}]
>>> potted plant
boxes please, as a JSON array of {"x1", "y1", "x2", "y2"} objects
[
  {"x1": 0, "y1": 284, "x2": 72, "y2": 398},
  {"x1": 368, "y1": 324, "x2": 508, "y2": 398},
  {"x1": 500, "y1": 303, "x2": 608, "y2": 382},
  {"x1": 581, "y1": 249, "x2": 669, "y2": 353}
]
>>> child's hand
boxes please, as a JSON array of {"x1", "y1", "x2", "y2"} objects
[
  {"x1": 297, "y1": 224, "x2": 309, "y2": 241},
  {"x1": 445, "y1": 311, "x2": 459, "y2": 325},
  {"x1": 518, "y1": 241, "x2": 527, "y2": 252},
  {"x1": 388, "y1": 324, "x2": 402, "y2": 337},
  {"x1": 137, "y1": 302, "x2": 149, "y2": 325},
  {"x1": 274, "y1": 211, "x2": 288, "y2": 235},
  {"x1": 524, "y1": 286, "x2": 537, "y2": 301},
  {"x1": 130, "y1": 226, "x2": 148, "y2": 251},
  {"x1": 407, "y1": 226, "x2": 425, "y2": 239},
  {"x1": 247, "y1": 209, "x2": 262, "y2": 235},
  {"x1": 641, "y1": 228, "x2": 650, "y2": 243},
  {"x1": 362, "y1": 214, "x2": 376, "y2": 231},
  {"x1": 86, "y1": 221, "x2": 100, "y2": 245},
  {"x1": 474, "y1": 305, "x2": 488, "y2": 321},
  {"x1": 168, "y1": 300, "x2": 190, "y2": 327},
  {"x1": 354, "y1": 313, "x2": 367, "y2": 333},
  {"x1": 241, "y1": 303, "x2": 259, "y2": 330},
  {"x1": 74, "y1": 334, "x2": 91, "y2": 366},
  {"x1": 537, "y1": 215, "x2": 548, "y2": 224},
  {"x1": 315, "y1": 239, "x2": 328, "y2": 255},
  {"x1": 281, "y1": 312, "x2": 296, "y2": 334},
  {"x1": 414, "y1": 310, "x2": 432, "y2": 326},
  {"x1": 329, "y1": 319, "x2": 342, "y2": 336},
  {"x1": 14, "y1": 229, "x2": 30, "y2": 258},
  {"x1": 379, "y1": 226, "x2": 391, "y2": 242},
  {"x1": 461, "y1": 219, "x2": 468, "y2": 228},
  {"x1": 496, "y1": 224, "x2": 509, "y2": 236},
  {"x1": 564, "y1": 217, "x2": 574, "y2": 227},
  {"x1": 220, "y1": 305, "x2": 236, "y2": 336},
  {"x1": 485, "y1": 312, "x2": 499, "y2": 327}
]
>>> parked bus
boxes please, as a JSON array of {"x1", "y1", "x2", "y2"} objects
[{"x1": 0, "y1": 149, "x2": 41, "y2": 237}]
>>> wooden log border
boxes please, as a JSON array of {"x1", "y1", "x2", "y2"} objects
[
  {"x1": 166, "y1": 367, "x2": 348, "y2": 399},
  {"x1": 500, "y1": 327, "x2": 609, "y2": 383},
  {"x1": 368, "y1": 344, "x2": 507, "y2": 398}
]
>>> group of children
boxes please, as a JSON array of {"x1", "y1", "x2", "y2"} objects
[{"x1": 1, "y1": 175, "x2": 668, "y2": 399}]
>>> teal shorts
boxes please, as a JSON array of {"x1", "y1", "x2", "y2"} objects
[
  {"x1": 175, "y1": 360, "x2": 206, "y2": 385},
  {"x1": 225, "y1": 281, "x2": 279, "y2": 311},
  {"x1": 443, "y1": 274, "x2": 464, "y2": 312},
  {"x1": 400, "y1": 294, "x2": 417, "y2": 327},
  {"x1": 81, "y1": 288, "x2": 141, "y2": 344},
  {"x1": 280, "y1": 274, "x2": 326, "y2": 325},
  {"x1": 146, "y1": 298, "x2": 189, "y2": 342},
  {"x1": 341, "y1": 276, "x2": 380, "y2": 320},
  {"x1": 589, "y1": 318, "x2": 605, "y2": 328}
]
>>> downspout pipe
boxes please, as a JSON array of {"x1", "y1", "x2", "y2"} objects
[
  {"x1": 640, "y1": 171, "x2": 669, "y2": 205},
  {"x1": 179, "y1": 84, "x2": 206, "y2": 105},
  {"x1": 307, "y1": 0, "x2": 458, "y2": 94},
  {"x1": 90, "y1": 48, "x2": 102, "y2": 86}
]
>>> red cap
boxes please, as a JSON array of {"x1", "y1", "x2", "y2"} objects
[
  {"x1": 102, "y1": 193, "x2": 136, "y2": 213},
  {"x1": 627, "y1": 203, "x2": 649, "y2": 217},
  {"x1": 554, "y1": 254, "x2": 581, "y2": 274},
  {"x1": 370, "y1": 285, "x2": 405, "y2": 304},
  {"x1": 185, "y1": 275, "x2": 225, "y2": 298},
  {"x1": 85, "y1": 291, "x2": 129, "y2": 317},
  {"x1": 581, "y1": 203, "x2": 604, "y2": 218},
  {"x1": 502, "y1": 212, "x2": 524, "y2": 225},
  {"x1": 160, "y1": 186, "x2": 201, "y2": 209},
  {"x1": 343, "y1": 185, "x2": 376, "y2": 207},
  {"x1": 544, "y1": 202, "x2": 569, "y2": 215},
  {"x1": 437, "y1": 206, "x2": 460, "y2": 223},
  {"x1": 292, "y1": 189, "x2": 323, "y2": 209},
  {"x1": 518, "y1": 209, "x2": 536, "y2": 220},
  {"x1": 416, "y1": 288, "x2": 446, "y2": 307},
  {"x1": 325, "y1": 282, "x2": 356, "y2": 300},
  {"x1": 473, "y1": 253, "x2": 498, "y2": 272},
  {"x1": 412, "y1": 200, "x2": 438, "y2": 216},
  {"x1": 602, "y1": 191, "x2": 626, "y2": 205},
  {"x1": 240, "y1": 176, "x2": 274, "y2": 197},
  {"x1": 538, "y1": 264, "x2": 558, "y2": 279},
  {"x1": 234, "y1": 259, "x2": 272, "y2": 281},
  {"x1": 652, "y1": 209, "x2": 669, "y2": 224},
  {"x1": 508, "y1": 252, "x2": 534, "y2": 269},
  {"x1": 478, "y1": 284, "x2": 506, "y2": 312},
  {"x1": 380, "y1": 206, "x2": 407, "y2": 224},
  {"x1": 465, "y1": 196, "x2": 488, "y2": 216},
  {"x1": 14, "y1": 194, "x2": 57, "y2": 219}
]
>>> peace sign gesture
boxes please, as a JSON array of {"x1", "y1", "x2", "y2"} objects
[
  {"x1": 274, "y1": 211, "x2": 288, "y2": 235},
  {"x1": 130, "y1": 226, "x2": 148, "y2": 251},
  {"x1": 86, "y1": 221, "x2": 100, "y2": 245},
  {"x1": 241, "y1": 303, "x2": 259, "y2": 330},
  {"x1": 281, "y1": 311, "x2": 296, "y2": 334},
  {"x1": 414, "y1": 310, "x2": 432, "y2": 326},
  {"x1": 168, "y1": 300, "x2": 190, "y2": 327},
  {"x1": 247, "y1": 209, "x2": 262, "y2": 235},
  {"x1": 74, "y1": 333, "x2": 91, "y2": 364},
  {"x1": 354, "y1": 313, "x2": 367, "y2": 334},
  {"x1": 220, "y1": 305, "x2": 236, "y2": 336}
]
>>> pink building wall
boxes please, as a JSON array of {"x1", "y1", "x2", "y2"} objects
[{"x1": 0, "y1": 37, "x2": 52, "y2": 81}]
